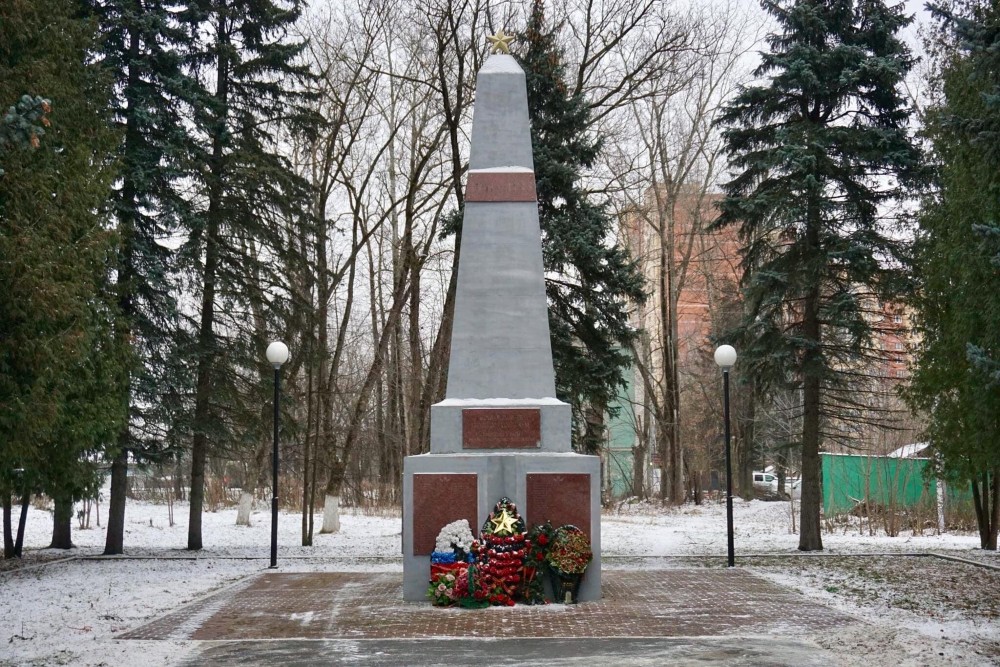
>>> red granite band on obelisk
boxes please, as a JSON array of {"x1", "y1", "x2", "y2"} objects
[{"x1": 466, "y1": 171, "x2": 537, "y2": 202}]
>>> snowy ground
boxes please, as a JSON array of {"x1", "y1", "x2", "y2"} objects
[{"x1": 1, "y1": 496, "x2": 998, "y2": 666}]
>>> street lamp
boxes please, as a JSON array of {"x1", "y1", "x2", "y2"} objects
[
  {"x1": 714, "y1": 344, "x2": 737, "y2": 568},
  {"x1": 265, "y1": 341, "x2": 290, "y2": 569}
]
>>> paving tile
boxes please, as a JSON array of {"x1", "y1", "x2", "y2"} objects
[{"x1": 120, "y1": 569, "x2": 858, "y2": 641}]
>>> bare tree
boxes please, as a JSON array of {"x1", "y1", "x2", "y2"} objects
[{"x1": 609, "y1": 0, "x2": 762, "y2": 503}]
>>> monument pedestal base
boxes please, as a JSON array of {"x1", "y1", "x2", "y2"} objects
[{"x1": 402, "y1": 452, "x2": 601, "y2": 602}]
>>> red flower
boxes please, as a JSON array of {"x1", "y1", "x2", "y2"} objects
[{"x1": 538, "y1": 534, "x2": 549, "y2": 546}]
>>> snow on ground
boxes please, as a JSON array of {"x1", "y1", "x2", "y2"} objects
[
  {"x1": 1, "y1": 496, "x2": 998, "y2": 666},
  {"x1": 603, "y1": 497, "x2": 987, "y2": 557}
]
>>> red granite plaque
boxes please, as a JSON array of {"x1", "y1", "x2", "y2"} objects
[
  {"x1": 462, "y1": 408, "x2": 541, "y2": 449},
  {"x1": 466, "y1": 171, "x2": 537, "y2": 202},
  {"x1": 412, "y1": 473, "x2": 478, "y2": 556},
  {"x1": 526, "y1": 473, "x2": 592, "y2": 539}
]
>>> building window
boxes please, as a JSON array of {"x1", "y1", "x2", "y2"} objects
[
  {"x1": 894, "y1": 342, "x2": 903, "y2": 351},
  {"x1": 893, "y1": 314, "x2": 903, "y2": 324}
]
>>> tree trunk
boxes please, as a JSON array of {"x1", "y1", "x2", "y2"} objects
[
  {"x1": 990, "y1": 470, "x2": 999, "y2": 551},
  {"x1": 50, "y1": 495, "x2": 74, "y2": 549},
  {"x1": 798, "y1": 196, "x2": 823, "y2": 551},
  {"x1": 103, "y1": 445, "x2": 128, "y2": 555},
  {"x1": 657, "y1": 417, "x2": 669, "y2": 502},
  {"x1": 798, "y1": 289, "x2": 823, "y2": 551},
  {"x1": 237, "y1": 417, "x2": 271, "y2": 527},
  {"x1": 14, "y1": 493, "x2": 29, "y2": 557},
  {"x1": 404, "y1": 244, "x2": 423, "y2": 462},
  {"x1": 595, "y1": 409, "x2": 609, "y2": 501},
  {"x1": 971, "y1": 470, "x2": 1000, "y2": 550},
  {"x1": 188, "y1": 38, "x2": 229, "y2": 552},
  {"x1": 583, "y1": 400, "x2": 606, "y2": 456},
  {"x1": 321, "y1": 459, "x2": 347, "y2": 534},
  {"x1": 301, "y1": 361, "x2": 315, "y2": 546},
  {"x1": 235, "y1": 492, "x2": 253, "y2": 527},
  {"x1": 3, "y1": 495, "x2": 12, "y2": 558},
  {"x1": 737, "y1": 399, "x2": 755, "y2": 501},
  {"x1": 776, "y1": 450, "x2": 787, "y2": 497},
  {"x1": 173, "y1": 454, "x2": 184, "y2": 501},
  {"x1": 632, "y1": 440, "x2": 647, "y2": 499},
  {"x1": 106, "y1": 17, "x2": 141, "y2": 558},
  {"x1": 188, "y1": 262, "x2": 216, "y2": 552},
  {"x1": 632, "y1": 340, "x2": 653, "y2": 500},
  {"x1": 416, "y1": 247, "x2": 458, "y2": 454},
  {"x1": 307, "y1": 446, "x2": 319, "y2": 544},
  {"x1": 321, "y1": 494, "x2": 341, "y2": 534}
]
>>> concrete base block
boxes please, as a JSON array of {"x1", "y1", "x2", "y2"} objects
[{"x1": 402, "y1": 452, "x2": 601, "y2": 602}]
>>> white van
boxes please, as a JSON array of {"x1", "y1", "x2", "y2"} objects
[
  {"x1": 752, "y1": 471, "x2": 777, "y2": 491},
  {"x1": 753, "y1": 471, "x2": 800, "y2": 499}
]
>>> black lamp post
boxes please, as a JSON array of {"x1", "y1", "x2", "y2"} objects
[
  {"x1": 265, "y1": 341, "x2": 289, "y2": 569},
  {"x1": 714, "y1": 344, "x2": 737, "y2": 567}
]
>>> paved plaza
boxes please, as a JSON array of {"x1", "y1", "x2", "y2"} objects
[{"x1": 120, "y1": 568, "x2": 861, "y2": 665}]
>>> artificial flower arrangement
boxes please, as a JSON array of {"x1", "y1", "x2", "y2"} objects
[
  {"x1": 427, "y1": 519, "x2": 475, "y2": 606},
  {"x1": 427, "y1": 570, "x2": 459, "y2": 606},
  {"x1": 545, "y1": 525, "x2": 593, "y2": 575},
  {"x1": 426, "y1": 498, "x2": 593, "y2": 607},
  {"x1": 521, "y1": 521, "x2": 555, "y2": 605},
  {"x1": 430, "y1": 519, "x2": 475, "y2": 564},
  {"x1": 472, "y1": 497, "x2": 527, "y2": 606},
  {"x1": 544, "y1": 524, "x2": 593, "y2": 603}
]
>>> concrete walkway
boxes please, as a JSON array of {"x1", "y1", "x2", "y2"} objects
[{"x1": 122, "y1": 569, "x2": 861, "y2": 665}]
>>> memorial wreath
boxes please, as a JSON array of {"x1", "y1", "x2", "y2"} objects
[{"x1": 426, "y1": 498, "x2": 592, "y2": 607}]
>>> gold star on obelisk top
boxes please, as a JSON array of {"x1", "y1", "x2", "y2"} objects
[
  {"x1": 491, "y1": 508, "x2": 517, "y2": 535},
  {"x1": 487, "y1": 30, "x2": 515, "y2": 54}
]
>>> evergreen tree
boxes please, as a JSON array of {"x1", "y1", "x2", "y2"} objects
[
  {"x1": 0, "y1": 95, "x2": 51, "y2": 175},
  {"x1": 89, "y1": 0, "x2": 199, "y2": 555},
  {"x1": 933, "y1": 1, "x2": 1000, "y2": 384},
  {"x1": 714, "y1": 0, "x2": 923, "y2": 550},
  {"x1": 40, "y1": 300, "x2": 125, "y2": 549},
  {"x1": 180, "y1": 0, "x2": 315, "y2": 550},
  {"x1": 518, "y1": 0, "x2": 645, "y2": 454},
  {"x1": 907, "y1": 1, "x2": 1000, "y2": 550},
  {"x1": 0, "y1": 0, "x2": 125, "y2": 549}
]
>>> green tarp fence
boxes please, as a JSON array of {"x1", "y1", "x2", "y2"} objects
[{"x1": 821, "y1": 453, "x2": 933, "y2": 515}]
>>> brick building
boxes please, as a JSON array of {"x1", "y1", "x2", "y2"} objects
[{"x1": 603, "y1": 184, "x2": 917, "y2": 497}]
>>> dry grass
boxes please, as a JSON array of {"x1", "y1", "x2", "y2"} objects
[{"x1": 749, "y1": 554, "x2": 1000, "y2": 622}]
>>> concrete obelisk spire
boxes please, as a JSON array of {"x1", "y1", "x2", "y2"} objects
[{"x1": 445, "y1": 51, "x2": 556, "y2": 400}]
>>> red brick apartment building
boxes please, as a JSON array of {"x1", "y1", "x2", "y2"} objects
[{"x1": 610, "y1": 185, "x2": 916, "y2": 490}]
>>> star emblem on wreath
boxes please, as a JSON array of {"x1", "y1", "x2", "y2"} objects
[{"x1": 491, "y1": 508, "x2": 517, "y2": 535}]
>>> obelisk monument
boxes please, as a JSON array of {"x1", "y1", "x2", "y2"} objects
[{"x1": 401, "y1": 33, "x2": 601, "y2": 602}]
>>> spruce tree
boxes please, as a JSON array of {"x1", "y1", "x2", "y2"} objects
[
  {"x1": 714, "y1": 0, "x2": 923, "y2": 550},
  {"x1": 181, "y1": 0, "x2": 315, "y2": 549},
  {"x1": 90, "y1": 0, "x2": 199, "y2": 555},
  {"x1": 0, "y1": 95, "x2": 51, "y2": 175},
  {"x1": 0, "y1": 0, "x2": 125, "y2": 548},
  {"x1": 518, "y1": 0, "x2": 645, "y2": 454},
  {"x1": 933, "y1": 1, "x2": 1000, "y2": 385},
  {"x1": 907, "y1": 1, "x2": 1000, "y2": 550}
]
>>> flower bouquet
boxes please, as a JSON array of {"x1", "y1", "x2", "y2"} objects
[
  {"x1": 521, "y1": 521, "x2": 555, "y2": 604},
  {"x1": 545, "y1": 525, "x2": 592, "y2": 603},
  {"x1": 429, "y1": 519, "x2": 475, "y2": 580},
  {"x1": 427, "y1": 570, "x2": 459, "y2": 606}
]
